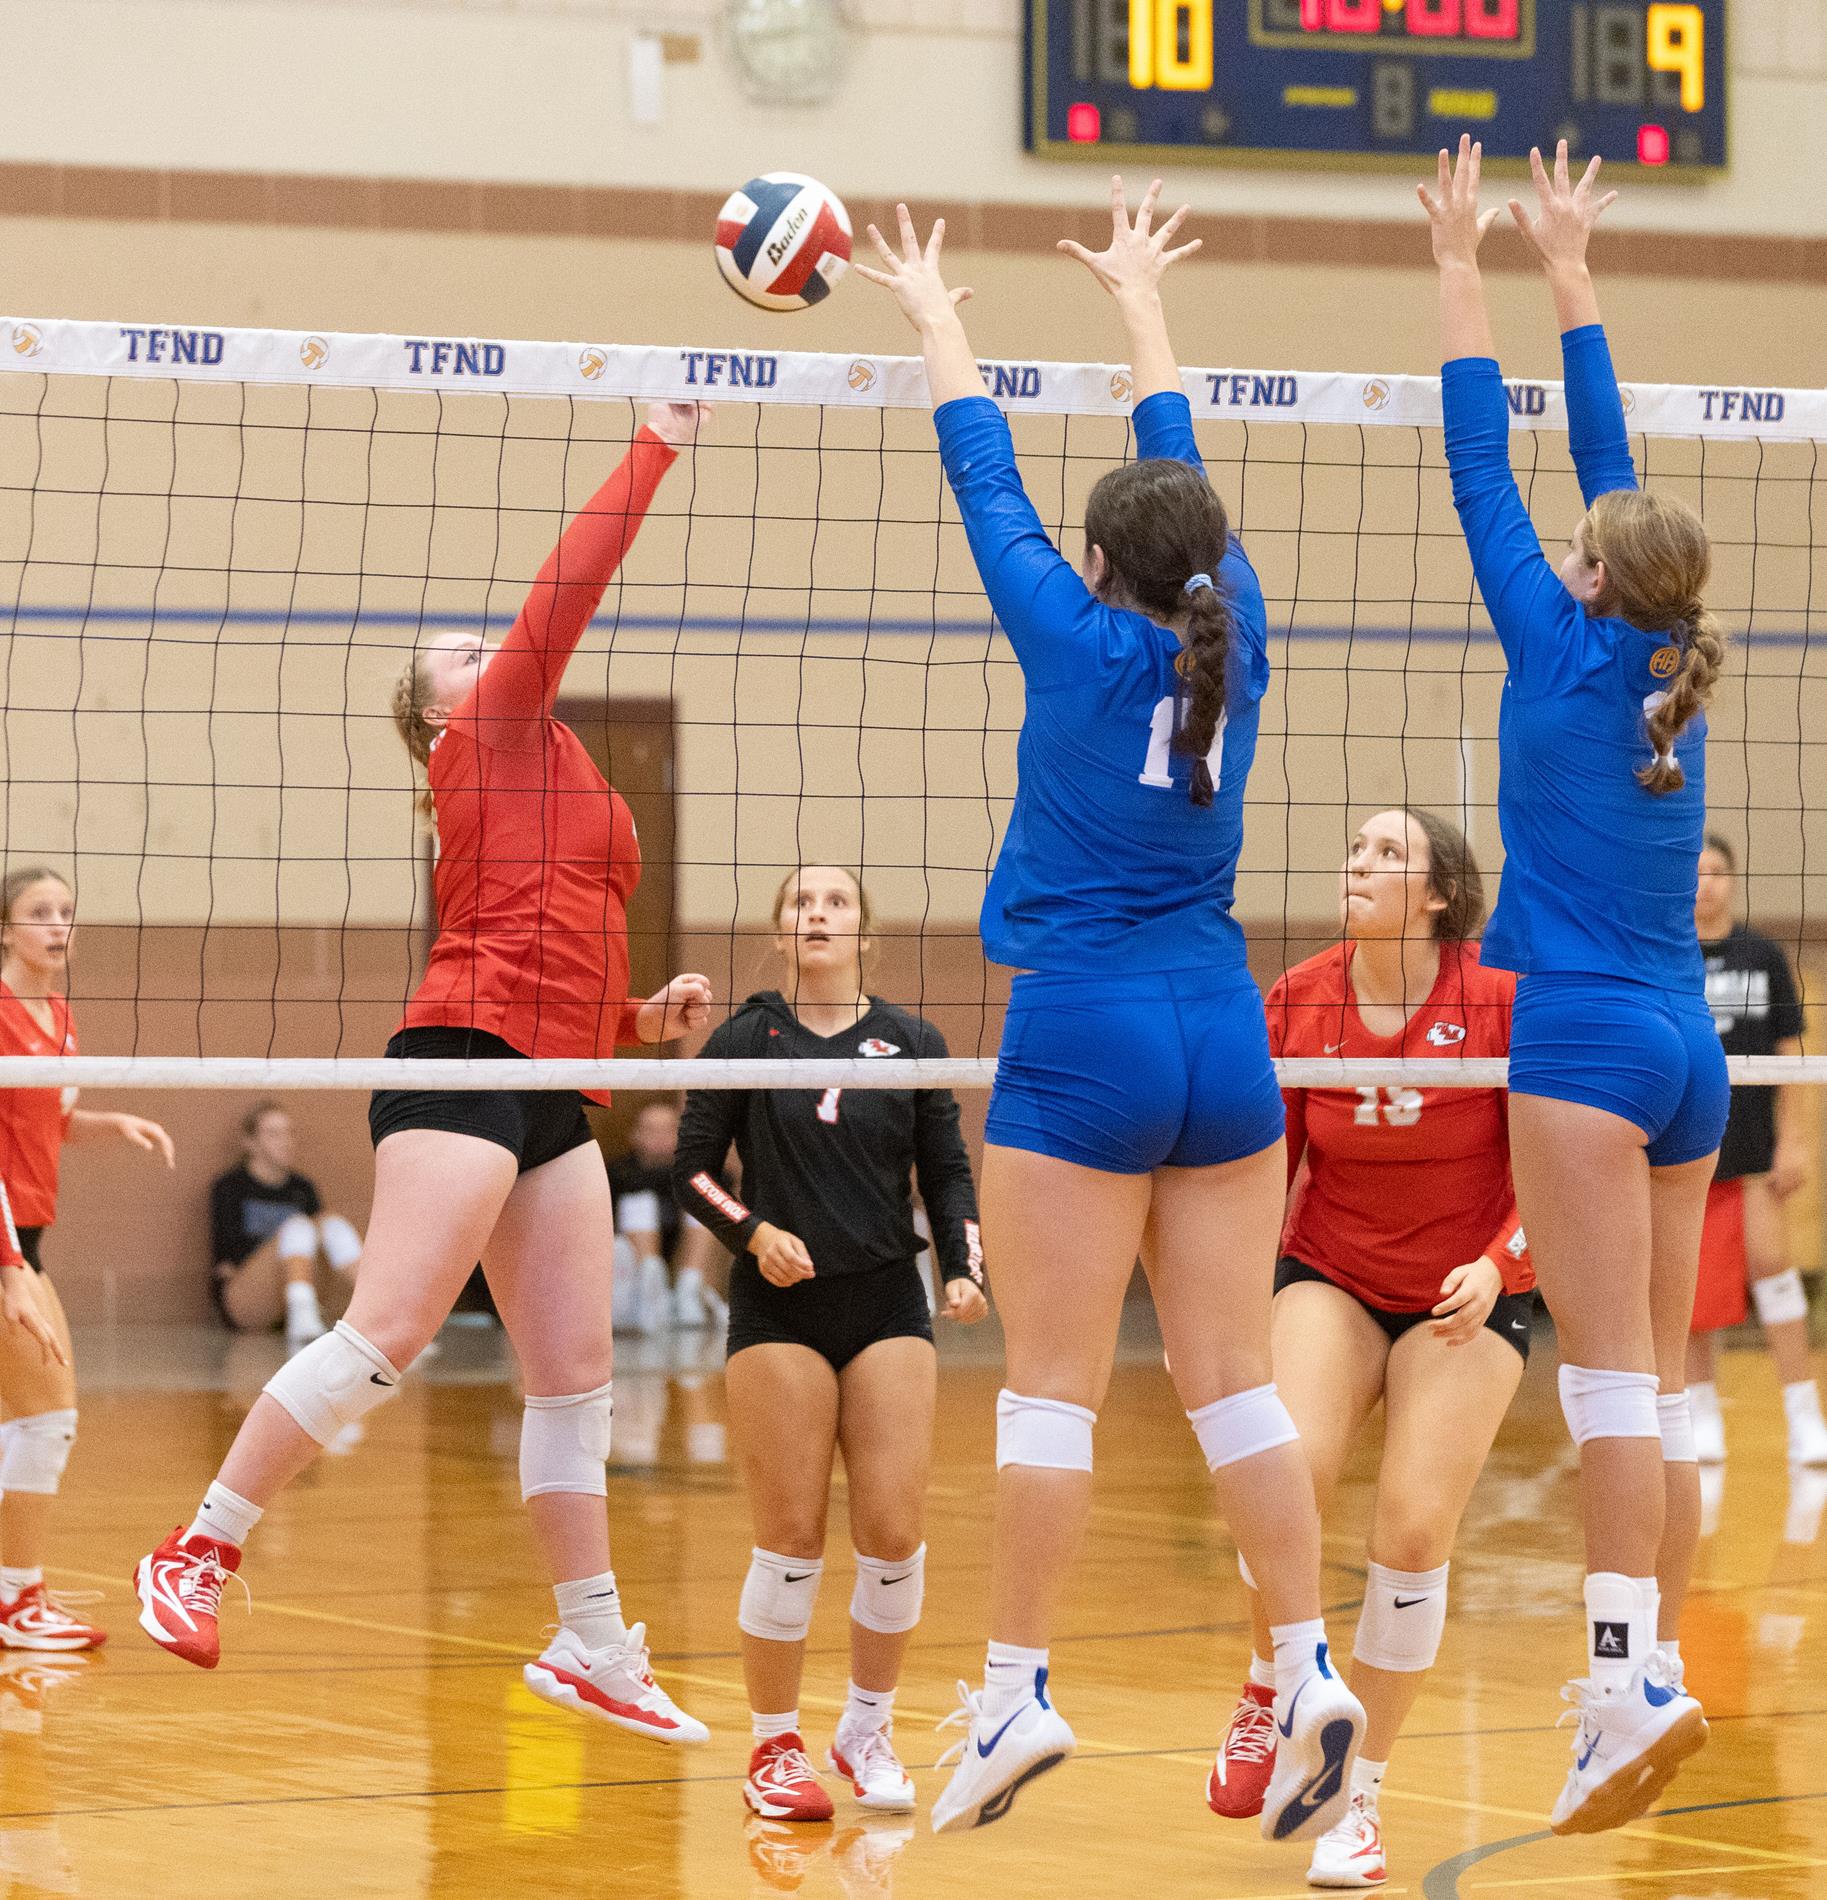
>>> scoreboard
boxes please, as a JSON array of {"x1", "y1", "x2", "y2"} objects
[{"x1": 1026, "y1": 1, "x2": 1726, "y2": 173}]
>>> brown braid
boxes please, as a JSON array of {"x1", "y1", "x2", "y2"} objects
[{"x1": 1083, "y1": 456, "x2": 1232, "y2": 808}]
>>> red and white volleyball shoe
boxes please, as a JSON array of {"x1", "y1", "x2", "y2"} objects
[
  {"x1": 1307, "y1": 1790, "x2": 1388, "y2": 1888},
  {"x1": 0, "y1": 1584, "x2": 107, "y2": 1653},
  {"x1": 745, "y1": 1733, "x2": 837, "y2": 1822},
  {"x1": 1207, "y1": 1680, "x2": 1277, "y2": 1819},
  {"x1": 829, "y1": 1721, "x2": 917, "y2": 1812},
  {"x1": 522, "y1": 1622, "x2": 709, "y2": 1744},
  {"x1": 133, "y1": 1528, "x2": 242, "y2": 1669}
]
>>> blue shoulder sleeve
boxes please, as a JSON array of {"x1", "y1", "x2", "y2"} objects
[
  {"x1": 1561, "y1": 324, "x2": 1638, "y2": 506},
  {"x1": 1443, "y1": 356, "x2": 1587, "y2": 680},
  {"x1": 1132, "y1": 388, "x2": 1205, "y2": 476},
  {"x1": 934, "y1": 395, "x2": 1111, "y2": 693}
]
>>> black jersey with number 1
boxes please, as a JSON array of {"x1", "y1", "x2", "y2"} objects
[
  {"x1": 1704, "y1": 923, "x2": 1805, "y2": 1182},
  {"x1": 672, "y1": 992, "x2": 982, "y2": 1290}
]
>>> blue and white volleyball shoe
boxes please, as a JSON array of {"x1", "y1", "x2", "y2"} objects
[
  {"x1": 1550, "y1": 1656, "x2": 1707, "y2": 1835},
  {"x1": 930, "y1": 1667, "x2": 1076, "y2": 1834},
  {"x1": 1259, "y1": 1642, "x2": 1366, "y2": 1843}
]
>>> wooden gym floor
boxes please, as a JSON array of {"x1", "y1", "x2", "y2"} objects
[{"x1": 2, "y1": 1313, "x2": 1822, "y2": 1900}]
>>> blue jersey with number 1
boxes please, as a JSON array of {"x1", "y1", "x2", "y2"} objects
[{"x1": 933, "y1": 389, "x2": 1270, "y2": 975}]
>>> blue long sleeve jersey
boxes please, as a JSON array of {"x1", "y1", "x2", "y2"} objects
[
  {"x1": 933, "y1": 389, "x2": 1271, "y2": 975},
  {"x1": 1444, "y1": 324, "x2": 1705, "y2": 993}
]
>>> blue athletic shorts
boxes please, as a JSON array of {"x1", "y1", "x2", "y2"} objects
[
  {"x1": 985, "y1": 966, "x2": 1285, "y2": 1174},
  {"x1": 1508, "y1": 972, "x2": 1729, "y2": 1167}
]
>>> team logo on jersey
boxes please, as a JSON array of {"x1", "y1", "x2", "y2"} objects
[
  {"x1": 1649, "y1": 645, "x2": 1681, "y2": 679},
  {"x1": 1506, "y1": 1226, "x2": 1528, "y2": 1258},
  {"x1": 857, "y1": 1037, "x2": 901, "y2": 1058},
  {"x1": 1424, "y1": 1021, "x2": 1467, "y2": 1046}
]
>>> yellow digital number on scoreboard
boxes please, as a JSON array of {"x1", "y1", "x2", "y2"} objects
[{"x1": 1127, "y1": 0, "x2": 1213, "y2": 91}]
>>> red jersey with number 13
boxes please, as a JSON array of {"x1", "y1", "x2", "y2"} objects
[{"x1": 1267, "y1": 941, "x2": 1532, "y2": 1314}]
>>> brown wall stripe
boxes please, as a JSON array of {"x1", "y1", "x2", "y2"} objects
[{"x1": 3, "y1": 159, "x2": 1824, "y2": 285}]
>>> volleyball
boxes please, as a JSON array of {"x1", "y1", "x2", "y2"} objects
[{"x1": 714, "y1": 171, "x2": 852, "y2": 311}]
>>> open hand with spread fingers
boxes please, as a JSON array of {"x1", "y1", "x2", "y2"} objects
[
  {"x1": 1058, "y1": 174, "x2": 1201, "y2": 299},
  {"x1": 854, "y1": 204, "x2": 973, "y2": 334},
  {"x1": 1417, "y1": 134, "x2": 1501, "y2": 269},
  {"x1": 1508, "y1": 139, "x2": 1618, "y2": 272}
]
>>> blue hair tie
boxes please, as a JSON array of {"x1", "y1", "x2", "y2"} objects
[{"x1": 1184, "y1": 572, "x2": 1215, "y2": 595}]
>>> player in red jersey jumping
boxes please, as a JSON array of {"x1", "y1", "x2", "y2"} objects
[
  {"x1": 134, "y1": 406, "x2": 717, "y2": 1744},
  {"x1": 1206, "y1": 810, "x2": 1535, "y2": 1891},
  {"x1": 0, "y1": 866, "x2": 176, "y2": 1653}
]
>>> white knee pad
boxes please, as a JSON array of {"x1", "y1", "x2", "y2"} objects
[
  {"x1": 1557, "y1": 1365, "x2": 1660, "y2": 1446},
  {"x1": 1657, "y1": 1391, "x2": 1698, "y2": 1463},
  {"x1": 851, "y1": 1545, "x2": 925, "y2": 1635},
  {"x1": 739, "y1": 1546, "x2": 824, "y2": 1643},
  {"x1": 995, "y1": 1390, "x2": 1095, "y2": 1472},
  {"x1": 274, "y1": 1213, "x2": 318, "y2": 1262},
  {"x1": 263, "y1": 1320, "x2": 403, "y2": 1447},
  {"x1": 0, "y1": 1409, "x2": 77, "y2": 1496},
  {"x1": 1354, "y1": 1560, "x2": 1449, "y2": 1673},
  {"x1": 1188, "y1": 1384, "x2": 1299, "y2": 1472},
  {"x1": 317, "y1": 1213, "x2": 363, "y2": 1272},
  {"x1": 1752, "y1": 1268, "x2": 1809, "y2": 1329},
  {"x1": 520, "y1": 1380, "x2": 615, "y2": 1499}
]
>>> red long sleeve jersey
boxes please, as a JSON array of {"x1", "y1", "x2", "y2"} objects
[
  {"x1": 1268, "y1": 942, "x2": 1533, "y2": 1313},
  {"x1": 402, "y1": 431, "x2": 676, "y2": 1098}
]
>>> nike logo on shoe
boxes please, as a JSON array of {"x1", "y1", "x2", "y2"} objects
[
  {"x1": 1276, "y1": 1677, "x2": 1309, "y2": 1740},
  {"x1": 369, "y1": 1373, "x2": 394, "y2": 1386},
  {"x1": 1576, "y1": 1734, "x2": 1599, "y2": 1771},
  {"x1": 1643, "y1": 1678, "x2": 1677, "y2": 1708},
  {"x1": 976, "y1": 1702, "x2": 1031, "y2": 1760}
]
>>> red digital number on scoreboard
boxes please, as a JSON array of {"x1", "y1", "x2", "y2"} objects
[{"x1": 1296, "y1": 0, "x2": 1521, "y2": 39}]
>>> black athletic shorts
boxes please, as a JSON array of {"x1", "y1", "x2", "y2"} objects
[
  {"x1": 725, "y1": 1259, "x2": 935, "y2": 1374},
  {"x1": 368, "y1": 1026, "x2": 596, "y2": 1175},
  {"x1": 16, "y1": 1227, "x2": 44, "y2": 1275},
  {"x1": 1274, "y1": 1255, "x2": 1534, "y2": 1364}
]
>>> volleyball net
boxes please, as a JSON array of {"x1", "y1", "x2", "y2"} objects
[{"x1": 2, "y1": 315, "x2": 1824, "y2": 1090}]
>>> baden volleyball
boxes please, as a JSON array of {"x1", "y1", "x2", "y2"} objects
[{"x1": 714, "y1": 173, "x2": 852, "y2": 312}]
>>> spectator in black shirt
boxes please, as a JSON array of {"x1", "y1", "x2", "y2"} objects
[
  {"x1": 1688, "y1": 837, "x2": 1827, "y2": 1466},
  {"x1": 210, "y1": 1102, "x2": 364, "y2": 1344},
  {"x1": 675, "y1": 866, "x2": 986, "y2": 1824}
]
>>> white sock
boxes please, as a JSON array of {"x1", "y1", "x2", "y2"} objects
[
  {"x1": 0, "y1": 1565, "x2": 42, "y2": 1599},
  {"x1": 841, "y1": 1680, "x2": 894, "y2": 1735},
  {"x1": 1248, "y1": 1652, "x2": 1276, "y2": 1692},
  {"x1": 1585, "y1": 1572, "x2": 1656, "y2": 1694},
  {"x1": 1350, "y1": 1755, "x2": 1387, "y2": 1809},
  {"x1": 285, "y1": 1279, "x2": 322, "y2": 1322},
  {"x1": 189, "y1": 1480, "x2": 262, "y2": 1550},
  {"x1": 1783, "y1": 1380, "x2": 1825, "y2": 1427},
  {"x1": 1270, "y1": 1617, "x2": 1328, "y2": 1703},
  {"x1": 983, "y1": 1639, "x2": 1048, "y2": 1720},
  {"x1": 554, "y1": 1571, "x2": 627, "y2": 1650},
  {"x1": 752, "y1": 1708, "x2": 800, "y2": 1743}
]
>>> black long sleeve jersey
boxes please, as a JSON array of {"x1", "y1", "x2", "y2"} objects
[{"x1": 672, "y1": 992, "x2": 983, "y2": 1288}]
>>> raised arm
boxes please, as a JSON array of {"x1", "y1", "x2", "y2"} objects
[
  {"x1": 1508, "y1": 143, "x2": 1635, "y2": 504},
  {"x1": 453, "y1": 403, "x2": 701, "y2": 751},
  {"x1": 1422, "y1": 139, "x2": 1582, "y2": 674},
  {"x1": 859, "y1": 206, "x2": 1104, "y2": 691}
]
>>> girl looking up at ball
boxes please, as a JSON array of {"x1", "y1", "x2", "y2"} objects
[{"x1": 859, "y1": 179, "x2": 1363, "y2": 1845}]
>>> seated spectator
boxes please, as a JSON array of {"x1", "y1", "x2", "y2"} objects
[
  {"x1": 209, "y1": 1102, "x2": 363, "y2": 1343},
  {"x1": 609, "y1": 1099, "x2": 726, "y2": 1334}
]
